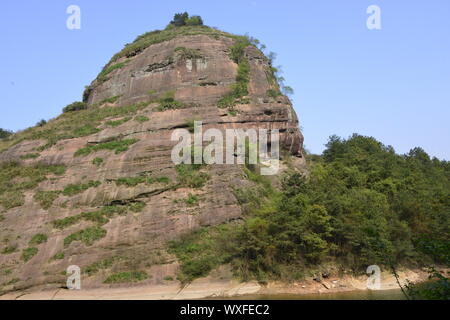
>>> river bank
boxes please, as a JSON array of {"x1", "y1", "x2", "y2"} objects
[{"x1": 0, "y1": 268, "x2": 431, "y2": 300}]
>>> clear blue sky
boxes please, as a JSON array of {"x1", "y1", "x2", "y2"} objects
[{"x1": 1, "y1": 0, "x2": 449, "y2": 159}]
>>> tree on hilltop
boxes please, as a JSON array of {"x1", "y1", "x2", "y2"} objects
[{"x1": 168, "y1": 12, "x2": 203, "y2": 28}]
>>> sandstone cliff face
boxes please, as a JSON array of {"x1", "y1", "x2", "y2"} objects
[{"x1": 0, "y1": 31, "x2": 304, "y2": 292}]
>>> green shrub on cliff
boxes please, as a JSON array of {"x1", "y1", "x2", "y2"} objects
[
  {"x1": 34, "y1": 190, "x2": 60, "y2": 209},
  {"x1": 74, "y1": 138, "x2": 139, "y2": 157},
  {"x1": 29, "y1": 234, "x2": 48, "y2": 246},
  {"x1": 63, "y1": 101, "x2": 87, "y2": 113},
  {"x1": 103, "y1": 271, "x2": 148, "y2": 284},
  {"x1": 22, "y1": 247, "x2": 38, "y2": 262},
  {"x1": 64, "y1": 226, "x2": 107, "y2": 247},
  {"x1": 218, "y1": 39, "x2": 252, "y2": 109},
  {"x1": 62, "y1": 180, "x2": 101, "y2": 196},
  {"x1": 0, "y1": 129, "x2": 13, "y2": 139}
]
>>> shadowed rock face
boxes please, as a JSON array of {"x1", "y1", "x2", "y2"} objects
[{"x1": 0, "y1": 33, "x2": 304, "y2": 291}]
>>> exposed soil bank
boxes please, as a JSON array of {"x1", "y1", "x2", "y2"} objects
[{"x1": 0, "y1": 268, "x2": 432, "y2": 300}]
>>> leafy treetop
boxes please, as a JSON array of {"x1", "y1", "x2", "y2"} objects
[{"x1": 168, "y1": 12, "x2": 203, "y2": 28}]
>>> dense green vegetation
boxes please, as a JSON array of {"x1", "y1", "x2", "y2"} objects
[
  {"x1": 63, "y1": 101, "x2": 87, "y2": 113},
  {"x1": 170, "y1": 134, "x2": 449, "y2": 284},
  {"x1": 404, "y1": 269, "x2": 450, "y2": 300},
  {"x1": 53, "y1": 252, "x2": 65, "y2": 260}
]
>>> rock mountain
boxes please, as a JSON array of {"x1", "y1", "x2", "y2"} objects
[{"x1": 0, "y1": 25, "x2": 304, "y2": 292}]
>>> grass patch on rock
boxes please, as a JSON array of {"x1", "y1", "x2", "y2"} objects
[
  {"x1": 29, "y1": 234, "x2": 48, "y2": 246},
  {"x1": 103, "y1": 271, "x2": 148, "y2": 284},
  {"x1": 176, "y1": 164, "x2": 209, "y2": 188},
  {"x1": 62, "y1": 180, "x2": 101, "y2": 196},
  {"x1": 53, "y1": 203, "x2": 146, "y2": 230},
  {"x1": 74, "y1": 139, "x2": 139, "y2": 157},
  {"x1": 22, "y1": 247, "x2": 38, "y2": 262},
  {"x1": 34, "y1": 190, "x2": 61, "y2": 209},
  {"x1": 63, "y1": 226, "x2": 107, "y2": 247},
  {"x1": 0, "y1": 162, "x2": 66, "y2": 210}
]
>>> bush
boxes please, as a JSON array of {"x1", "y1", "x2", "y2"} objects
[
  {"x1": 186, "y1": 16, "x2": 203, "y2": 26},
  {"x1": 186, "y1": 194, "x2": 199, "y2": 206},
  {"x1": 97, "y1": 61, "x2": 129, "y2": 83},
  {"x1": 63, "y1": 101, "x2": 87, "y2": 113},
  {"x1": 134, "y1": 115, "x2": 149, "y2": 123},
  {"x1": 29, "y1": 234, "x2": 48, "y2": 245},
  {"x1": 20, "y1": 153, "x2": 40, "y2": 160},
  {"x1": 53, "y1": 252, "x2": 65, "y2": 260},
  {"x1": 176, "y1": 164, "x2": 209, "y2": 188},
  {"x1": 92, "y1": 157, "x2": 104, "y2": 166},
  {"x1": 83, "y1": 257, "x2": 115, "y2": 276},
  {"x1": 22, "y1": 247, "x2": 38, "y2": 262},
  {"x1": 0, "y1": 128, "x2": 13, "y2": 139},
  {"x1": 217, "y1": 39, "x2": 251, "y2": 109},
  {"x1": 62, "y1": 180, "x2": 101, "y2": 196},
  {"x1": 34, "y1": 190, "x2": 60, "y2": 209},
  {"x1": 106, "y1": 117, "x2": 131, "y2": 127},
  {"x1": 1, "y1": 245, "x2": 17, "y2": 254},
  {"x1": 155, "y1": 91, "x2": 185, "y2": 111},
  {"x1": 174, "y1": 47, "x2": 203, "y2": 59},
  {"x1": 74, "y1": 139, "x2": 139, "y2": 157},
  {"x1": 36, "y1": 119, "x2": 47, "y2": 127},
  {"x1": 64, "y1": 226, "x2": 107, "y2": 247},
  {"x1": 266, "y1": 89, "x2": 280, "y2": 99},
  {"x1": 104, "y1": 271, "x2": 148, "y2": 284}
]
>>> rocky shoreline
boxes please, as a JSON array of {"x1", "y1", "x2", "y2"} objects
[{"x1": 0, "y1": 268, "x2": 430, "y2": 300}]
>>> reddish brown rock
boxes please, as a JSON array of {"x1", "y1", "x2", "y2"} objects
[{"x1": 0, "y1": 32, "x2": 305, "y2": 292}]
